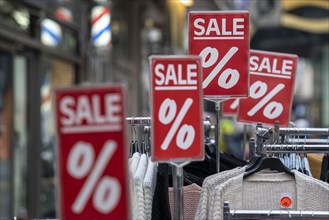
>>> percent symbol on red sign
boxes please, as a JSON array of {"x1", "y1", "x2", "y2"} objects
[
  {"x1": 200, "y1": 46, "x2": 239, "y2": 89},
  {"x1": 229, "y1": 99, "x2": 239, "y2": 111},
  {"x1": 159, "y1": 98, "x2": 194, "y2": 151},
  {"x1": 68, "y1": 140, "x2": 121, "y2": 214},
  {"x1": 248, "y1": 81, "x2": 285, "y2": 119}
]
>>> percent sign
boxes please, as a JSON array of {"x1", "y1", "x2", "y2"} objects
[
  {"x1": 247, "y1": 81, "x2": 285, "y2": 119},
  {"x1": 159, "y1": 98, "x2": 195, "y2": 150},
  {"x1": 230, "y1": 99, "x2": 239, "y2": 111},
  {"x1": 200, "y1": 46, "x2": 239, "y2": 89},
  {"x1": 67, "y1": 140, "x2": 121, "y2": 214}
]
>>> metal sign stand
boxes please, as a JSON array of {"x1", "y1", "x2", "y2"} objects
[
  {"x1": 171, "y1": 161, "x2": 190, "y2": 220},
  {"x1": 243, "y1": 124, "x2": 248, "y2": 159},
  {"x1": 215, "y1": 101, "x2": 221, "y2": 173}
]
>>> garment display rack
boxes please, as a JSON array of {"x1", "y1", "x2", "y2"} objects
[
  {"x1": 285, "y1": 138, "x2": 329, "y2": 144},
  {"x1": 126, "y1": 117, "x2": 152, "y2": 126},
  {"x1": 254, "y1": 123, "x2": 329, "y2": 156},
  {"x1": 223, "y1": 202, "x2": 329, "y2": 219},
  {"x1": 126, "y1": 116, "x2": 215, "y2": 220},
  {"x1": 126, "y1": 116, "x2": 216, "y2": 132},
  {"x1": 263, "y1": 144, "x2": 329, "y2": 154}
]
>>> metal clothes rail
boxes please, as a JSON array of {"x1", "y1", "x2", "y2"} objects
[
  {"x1": 126, "y1": 117, "x2": 151, "y2": 126},
  {"x1": 254, "y1": 124, "x2": 329, "y2": 156},
  {"x1": 256, "y1": 127, "x2": 329, "y2": 138},
  {"x1": 285, "y1": 138, "x2": 329, "y2": 144},
  {"x1": 125, "y1": 116, "x2": 216, "y2": 137},
  {"x1": 223, "y1": 202, "x2": 329, "y2": 219},
  {"x1": 263, "y1": 144, "x2": 329, "y2": 154},
  {"x1": 278, "y1": 127, "x2": 329, "y2": 136}
]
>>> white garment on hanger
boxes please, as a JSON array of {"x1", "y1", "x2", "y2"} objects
[
  {"x1": 134, "y1": 153, "x2": 148, "y2": 220},
  {"x1": 195, "y1": 167, "x2": 246, "y2": 220},
  {"x1": 129, "y1": 152, "x2": 140, "y2": 219},
  {"x1": 143, "y1": 158, "x2": 158, "y2": 220},
  {"x1": 210, "y1": 170, "x2": 329, "y2": 220}
]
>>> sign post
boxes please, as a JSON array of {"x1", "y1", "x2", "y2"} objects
[
  {"x1": 55, "y1": 85, "x2": 128, "y2": 220},
  {"x1": 150, "y1": 56, "x2": 203, "y2": 220},
  {"x1": 237, "y1": 50, "x2": 298, "y2": 126},
  {"x1": 189, "y1": 11, "x2": 250, "y2": 172}
]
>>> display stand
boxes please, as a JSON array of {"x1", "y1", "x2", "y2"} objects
[
  {"x1": 171, "y1": 162, "x2": 190, "y2": 220},
  {"x1": 215, "y1": 101, "x2": 221, "y2": 173},
  {"x1": 126, "y1": 116, "x2": 215, "y2": 220}
]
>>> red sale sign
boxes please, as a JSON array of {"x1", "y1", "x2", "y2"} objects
[
  {"x1": 55, "y1": 85, "x2": 128, "y2": 220},
  {"x1": 237, "y1": 50, "x2": 298, "y2": 126},
  {"x1": 150, "y1": 56, "x2": 204, "y2": 162},
  {"x1": 222, "y1": 99, "x2": 239, "y2": 116},
  {"x1": 189, "y1": 11, "x2": 249, "y2": 99}
]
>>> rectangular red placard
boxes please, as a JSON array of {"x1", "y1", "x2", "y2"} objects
[
  {"x1": 189, "y1": 11, "x2": 249, "y2": 99},
  {"x1": 150, "y1": 56, "x2": 204, "y2": 162},
  {"x1": 237, "y1": 50, "x2": 298, "y2": 126},
  {"x1": 54, "y1": 85, "x2": 128, "y2": 220},
  {"x1": 222, "y1": 98, "x2": 239, "y2": 116}
]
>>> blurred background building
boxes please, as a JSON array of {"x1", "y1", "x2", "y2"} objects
[{"x1": 0, "y1": 0, "x2": 328, "y2": 219}]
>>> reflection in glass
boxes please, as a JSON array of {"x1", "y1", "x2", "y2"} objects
[{"x1": 40, "y1": 58, "x2": 74, "y2": 218}]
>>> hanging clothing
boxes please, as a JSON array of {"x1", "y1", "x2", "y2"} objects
[
  {"x1": 168, "y1": 146, "x2": 247, "y2": 187},
  {"x1": 308, "y1": 154, "x2": 324, "y2": 179},
  {"x1": 320, "y1": 154, "x2": 329, "y2": 183},
  {"x1": 168, "y1": 183, "x2": 202, "y2": 220},
  {"x1": 133, "y1": 154, "x2": 148, "y2": 220},
  {"x1": 151, "y1": 147, "x2": 247, "y2": 220},
  {"x1": 143, "y1": 158, "x2": 158, "y2": 220},
  {"x1": 128, "y1": 152, "x2": 140, "y2": 219},
  {"x1": 210, "y1": 170, "x2": 329, "y2": 220},
  {"x1": 195, "y1": 166, "x2": 246, "y2": 220},
  {"x1": 151, "y1": 163, "x2": 171, "y2": 220}
]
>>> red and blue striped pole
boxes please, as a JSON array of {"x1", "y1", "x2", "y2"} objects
[{"x1": 91, "y1": 6, "x2": 111, "y2": 47}]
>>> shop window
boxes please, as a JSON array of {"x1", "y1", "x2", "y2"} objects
[
  {"x1": 40, "y1": 57, "x2": 75, "y2": 218},
  {"x1": 0, "y1": 51, "x2": 29, "y2": 219},
  {"x1": 0, "y1": 50, "x2": 12, "y2": 220},
  {"x1": 41, "y1": 17, "x2": 78, "y2": 54},
  {"x1": 13, "y1": 56, "x2": 28, "y2": 219},
  {"x1": 0, "y1": 0, "x2": 30, "y2": 32}
]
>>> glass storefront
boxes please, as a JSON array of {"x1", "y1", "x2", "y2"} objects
[
  {"x1": 0, "y1": 50, "x2": 29, "y2": 219},
  {"x1": 0, "y1": 50, "x2": 12, "y2": 219},
  {"x1": 40, "y1": 57, "x2": 75, "y2": 218},
  {"x1": 0, "y1": 1, "x2": 81, "y2": 218}
]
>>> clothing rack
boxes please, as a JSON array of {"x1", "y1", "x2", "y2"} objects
[
  {"x1": 223, "y1": 202, "x2": 329, "y2": 219},
  {"x1": 125, "y1": 116, "x2": 216, "y2": 139},
  {"x1": 263, "y1": 144, "x2": 329, "y2": 154},
  {"x1": 278, "y1": 127, "x2": 329, "y2": 135},
  {"x1": 126, "y1": 116, "x2": 215, "y2": 220},
  {"x1": 254, "y1": 123, "x2": 329, "y2": 156},
  {"x1": 286, "y1": 138, "x2": 329, "y2": 144},
  {"x1": 126, "y1": 116, "x2": 151, "y2": 126},
  {"x1": 256, "y1": 127, "x2": 329, "y2": 138}
]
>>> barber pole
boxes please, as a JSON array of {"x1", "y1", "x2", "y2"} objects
[
  {"x1": 41, "y1": 18, "x2": 62, "y2": 47},
  {"x1": 55, "y1": 7, "x2": 73, "y2": 23},
  {"x1": 91, "y1": 6, "x2": 111, "y2": 47}
]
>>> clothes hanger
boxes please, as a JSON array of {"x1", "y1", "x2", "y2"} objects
[
  {"x1": 244, "y1": 123, "x2": 294, "y2": 178},
  {"x1": 246, "y1": 123, "x2": 274, "y2": 171},
  {"x1": 243, "y1": 156, "x2": 295, "y2": 178},
  {"x1": 246, "y1": 137, "x2": 265, "y2": 172},
  {"x1": 130, "y1": 118, "x2": 137, "y2": 156}
]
